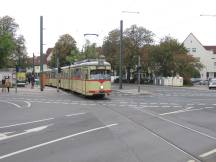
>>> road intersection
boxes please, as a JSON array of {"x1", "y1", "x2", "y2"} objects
[{"x1": 0, "y1": 84, "x2": 215, "y2": 162}]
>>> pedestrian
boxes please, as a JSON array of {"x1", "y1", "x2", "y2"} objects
[
  {"x1": 28, "y1": 75, "x2": 31, "y2": 84},
  {"x1": 1, "y1": 77, "x2": 6, "y2": 92},
  {"x1": 5, "y1": 77, "x2": 11, "y2": 93},
  {"x1": 31, "y1": 74, "x2": 35, "y2": 89}
]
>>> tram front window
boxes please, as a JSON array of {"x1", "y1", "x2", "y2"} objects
[{"x1": 90, "y1": 70, "x2": 111, "y2": 80}]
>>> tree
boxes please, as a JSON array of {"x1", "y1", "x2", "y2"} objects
[
  {"x1": 0, "y1": 16, "x2": 28, "y2": 68},
  {"x1": 124, "y1": 25, "x2": 154, "y2": 81},
  {"x1": 0, "y1": 16, "x2": 18, "y2": 36},
  {"x1": 174, "y1": 54, "x2": 203, "y2": 84},
  {"x1": 148, "y1": 36, "x2": 203, "y2": 84},
  {"x1": 13, "y1": 35, "x2": 28, "y2": 67},
  {"x1": 102, "y1": 29, "x2": 120, "y2": 74},
  {"x1": 0, "y1": 33, "x2": 16, "y2": 68},
  {"x1": 65, "y1": 49, "x2": 80, "y2": 64},
  {"x1": 83, "y1": 40, "x2": 98, "y2": 59},
  {"x1": 50, "y1": 34, "x2": 77, "y2": 67}
]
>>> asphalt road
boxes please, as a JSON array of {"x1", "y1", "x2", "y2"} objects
[{"x1": 0, "y1": 84, "x2": 215, "y2": 162}]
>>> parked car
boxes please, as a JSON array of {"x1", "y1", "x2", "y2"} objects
[
  {"x1": 191, "y1": 78, "x2": 202, "y2": 85},
  {"x1": 208, "y1": 78, "x2": 216, "y2": 89},
  {"x1": 199, "y1": 80, "x2": 209, "y2": 85}
]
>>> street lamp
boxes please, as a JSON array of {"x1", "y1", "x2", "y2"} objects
[
  {"x1": 119, "y1": 11, "x2": 140, "y2": 90},
  {"x1": 200, "y1": 14, "x2": 216, "y2": 17}
]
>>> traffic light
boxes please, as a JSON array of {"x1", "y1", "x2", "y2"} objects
[{"x1": 58, "y1": 67, "x2": 62, "y2": 73}]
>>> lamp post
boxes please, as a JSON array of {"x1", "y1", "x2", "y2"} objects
[
  {"x1": 119, "y1": 11, "x2": 140, "y2": 90},
  {"x1": 40, "y1": 16, "x2": 44, "y2": 91},
  {"x1": 119, "y1": 20, "x2": 123, "y2": 89},
  {"x1": 57, "y1": 50, "x2": 60, "y2": 92}
]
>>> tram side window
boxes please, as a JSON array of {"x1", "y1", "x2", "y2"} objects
[
  {"x1": 90, "y1": 70, "x2": 111, "y2": 80},
  {"x1": 74, "y1": 68, "x2": 81, "y2": 79}
]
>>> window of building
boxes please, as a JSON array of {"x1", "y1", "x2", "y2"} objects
[
  {"x1": 187, "y1": 48, "x2": 190, "y2": 52},
  {"x1": 192, "y1": 48, "x2": 196, "y2": 52},
  {"x1": 214, "y1": 62, "x2": 216, "y2": 67}
]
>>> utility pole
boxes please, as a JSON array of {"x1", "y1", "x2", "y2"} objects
[
  {"x1": 32, "y1": 53, "x2": 35, "y2": 74},
  {"x1": 119, "y1": 20, "x2": 123, "y2": 89},
  {"x1": 138, "y1": 55, "x2": 141, "y2": 93},
  {"x1": 57, "y1": 52, "x2": 60, "y2": 92},
  {"x1": 40, "y1": 16, "x2": 44, "y2": 91},
  {"x1": 119, "y1": 11, "x2": 139, "y2": 89}
]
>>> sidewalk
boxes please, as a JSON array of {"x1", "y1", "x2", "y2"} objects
[{"x1": 112, "y1": 83, "x2": 151, "y2": 95}]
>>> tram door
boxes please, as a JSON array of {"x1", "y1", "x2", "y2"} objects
[{"x1": 82, "y1": 68, "x2": 88, "y2": 95}]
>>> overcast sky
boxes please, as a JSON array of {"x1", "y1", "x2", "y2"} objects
[{"x1": 1, "y1": 0, "x2": 216, "y2": 56}]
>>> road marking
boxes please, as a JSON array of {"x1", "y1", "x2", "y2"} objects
[
  {"x1": 159, "y1": 107, "x2": 193, "y2": 115},
  {"x1": 159, "y1": 103, "x2": 168, "y2": 105},
  {"x1": 0, "y1": 124, "x2": 52, "y2": 141},
  {"x1": 65, "y1": 112, "x2": 86, "y2": 117},
  {"x1": 160, "y1": 110, "x2": 186, "y2": 115},
  {"x1": 135, "y1": 108, "x2": 216, "y2": 140},
  {"x1": 199, "y1": 148, "x2": 216, "y2": 158},
  {"x1": 0, "y1": 123, "x2": 118, "y2": 160},
  {"x1": 187, "y1": 104, "x2": 194, "y2": 106},
  {"x1": 159, "y1": 106, "x2": 208, "y2": 116},
  {"x1": 0, "y1": 100, "x2": 22, "y2": 108},
  {"x1": 0, "y1": 118, "x2": 54, "y2": 129},
  {"x1": 24, "y1": 101, "x2": 31, "y2": 108},
  {"x1": 161, "y1": 105, "x2": 170, "y2": 108}
]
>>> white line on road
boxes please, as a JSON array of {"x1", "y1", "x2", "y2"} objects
[
  {"x1": 0, "y1": 123, "x2": 118, "y2": 160},
  {"x1": 199, "y1": 148, "x2": 216, "y2": 158},
  {"x1": 135, "y1": 108, "x2": 216, "y2": 140},
  {"x1": 159, "y1": 107, "x2": 204, "y2": 116},
  {"x1": 0, "y1": 100, "x2": 21, "y2": 108},
  {"x1": 24, "y1": 101, "x2": 31, "y2": 108},
  {"x1": 160, "y1": 109, "x2": 186, "y2": 115},
  {"x1": 0, "y1": 124, "x2": 52, "y2": 141},
  {"x1": 0, "y1": 118, "x2": 54, "y2": 129},
  {"x1": 65, "y1": 112, "x2": 86, "y2": 117}
]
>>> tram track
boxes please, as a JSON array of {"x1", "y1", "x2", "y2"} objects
[{"x1": 94, "y1": 99, "x2": 203, "y2": 162}]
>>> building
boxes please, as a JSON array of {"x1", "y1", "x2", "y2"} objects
[
  {"x1": 45, "y1": 48, "x2": 54, "y2": 64},
  {"x1": 183, "y1": 33, "x2": 216, "y2": 80},
  {"x1": 26, "y1": 48, "x2": 53, "y2": 75}
]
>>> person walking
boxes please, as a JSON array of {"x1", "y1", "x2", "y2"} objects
[
  {"x1": 31, "y1": 74, "x2": 35, "y2": 89},
  {"x1": 5, "y1": 77, "x2": 11, "y2": 93},
  {"x1": 1, "y1": 77, "x2": 6, "y2": 92}
]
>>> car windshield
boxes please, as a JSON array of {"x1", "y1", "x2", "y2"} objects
[{"x1": 90, "y1": 69, "x2": 111, "y2": 80}]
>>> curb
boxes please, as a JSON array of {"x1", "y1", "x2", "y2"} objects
[{"x1": 112, "y1": 89, "x2": 151, "y2": 95}]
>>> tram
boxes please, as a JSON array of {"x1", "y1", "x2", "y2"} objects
[{"x1": 44, "y1": 58, "x2": 112, "y2": 97}]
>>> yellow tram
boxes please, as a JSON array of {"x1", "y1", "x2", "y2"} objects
[{"x1": 45, "y1": 58, "x2": 112, "y2": 97}]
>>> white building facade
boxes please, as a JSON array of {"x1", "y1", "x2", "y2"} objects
[{"x1": 183, "y1": 33, "x2": 216, "y2": 80}]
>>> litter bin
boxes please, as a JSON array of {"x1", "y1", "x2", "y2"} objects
[{"x1": 35, "y1": 78, "x2": 40, "y2": 86}]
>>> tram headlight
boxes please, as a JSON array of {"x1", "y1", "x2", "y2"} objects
[{"x1": 100, "y1": 85, "x2": 104, "y2": 89}]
